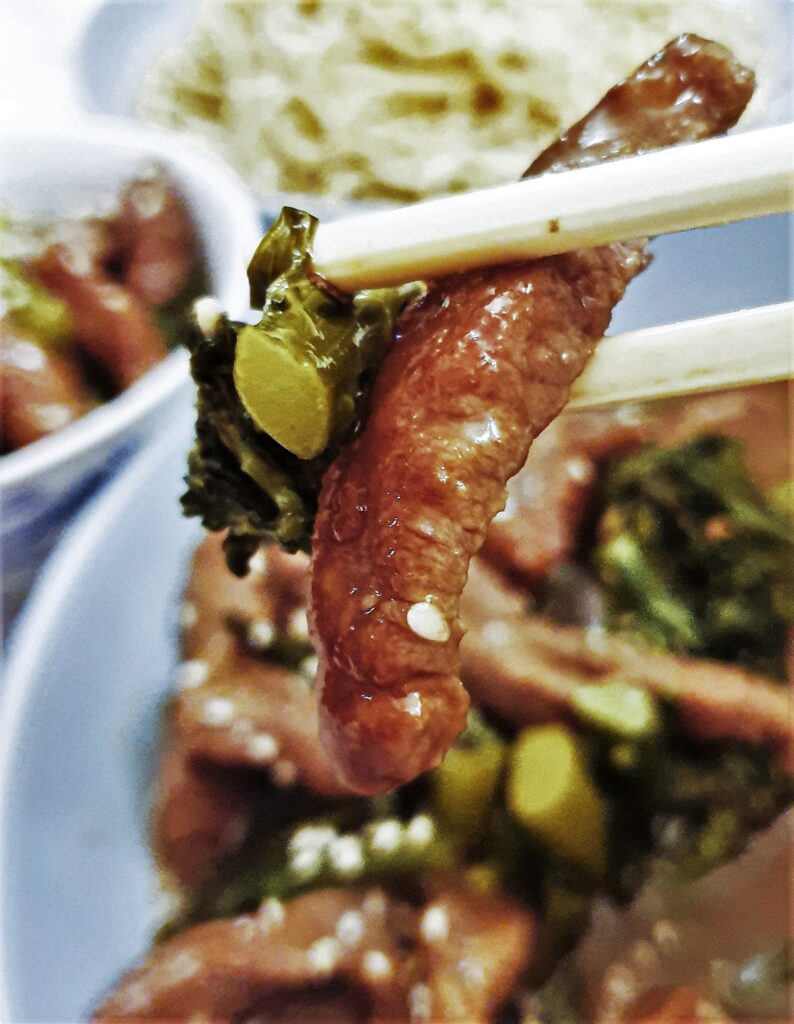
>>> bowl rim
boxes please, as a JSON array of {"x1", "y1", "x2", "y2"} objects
[
  {"x1": 0, "y1": 118, "x2": 261, "y2": 490},
  {"x1": 0, "y1": 412, "x2": 196, "y2": 1019}
]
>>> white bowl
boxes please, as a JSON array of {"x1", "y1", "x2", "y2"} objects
[{"x1": 0, "y1": 120, "x2": 262, "y2": 626}]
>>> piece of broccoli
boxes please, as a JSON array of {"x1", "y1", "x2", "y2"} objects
[
  {"x1": 181, "y1": 207, "x2": 423, "y2": 574},
  {"x1": 592, "y1": 434, "x2": 794, "y2": 677}
]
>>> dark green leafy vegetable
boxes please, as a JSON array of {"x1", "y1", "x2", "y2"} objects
[
  {"x1": 592, "y1": 435, "x2": 794, "y2": 677},
  {"x1": 181, "y1": 207, "x2": 423, "y2": 573}
]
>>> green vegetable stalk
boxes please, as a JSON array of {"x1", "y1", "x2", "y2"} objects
[{"x1": 182, "y1": 207, "x2": 423, "y2": 573}]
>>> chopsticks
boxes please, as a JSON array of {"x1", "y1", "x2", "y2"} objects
[
  {"x1": 312, "y1": 124, "x2": 793, "y2": 290},
  {"x1": 568, "y1": 303, "x2": 793, "y2": 410}
]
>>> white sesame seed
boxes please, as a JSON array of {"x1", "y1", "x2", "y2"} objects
[
  {"x1": 288, "y1": 608, "x2": 309, "y2": 641},
  {"x1": 245, "y1": 733, "x2": 279, "y2": 762},
  {"x1": 307, "y1": 936, "x2": 341, "y2": 975},
  {"x1": 290, "y1": 847, "x2": 323, "y2": 878},
  {"x1": 100, "y1": 286, "x2": 131, "y2": 313},
  {"x1": 289, "y1": 825, "x2": 337, "y2": 852},
  {"x1": 258, "y1": 897, "x2": 285, "y2": 929},
  {"x1": 408, "y1": 982, "x2": 433, "y2": 1022},
  {"x1": 405, "y1": 814, "x2": 434, "y2": 846},
  {"x1": 335, "y1": 910, "x2": 365, "y2": 948},
  {"x1": 369, "y1": 820, "x2": 402, "y2": 854},
  {"x1": 162, "y1": 950, "x2": 201, "y2": 983},
  {"x1": 180, "y1": 602, "x2": 198, "y2": 630},
  {"x1": 328, "y1": 836, "x2": 364, "y2": 876},
  {"x1": 117, "y1": 980, "x2": 150, "y2": 1014},
  {"x1": 272, "y1": 759, "x2": 298, "y2": 786},
  {"x1": 248, "y1": 619, "x2": 276, "y2": 650},
  {"x1": 193, "y1": 296, "x2": 222, "y2": 337},
  {"x1": 420, "y1": 906, "x2": 449, "y2": 943},
  {"x1": 362, "y1": 949, "x2": 393, "y2": 982},
  {"x1": 406, "y1": 601, "x2": 450, "y2": 643},
  {"x1": 299, "y1": 654, "x2": 319, "y2": 680},
  {"x1": 200, "y1": 696, "x2": 235, "y2": 726},
  {"x1": 176, "y1": 659, "x2": 209, "y2": 690},
  {"x1": 248, "y1": 549, "x2": 268, "y2": 578},
  {"x1": 398, "y1": 691, "x2": 423, "y2": 718},
  {"x1": 565, "y1": 456, "x2": 593, "y2": 484},
  {"x1": 459, "y1": 956, "x2": 485, "y2": 988},
  {"x1": 651, "y1": 918, "x2": 680, "y2": 954}
]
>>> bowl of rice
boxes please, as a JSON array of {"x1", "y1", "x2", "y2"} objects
[{"x1": 79, "y1": 0, "x2": 791, "y2": 211}]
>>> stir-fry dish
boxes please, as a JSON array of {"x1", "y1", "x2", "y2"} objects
[
  {"x1": 96, "y1": 381, "x2": 792, "y2": 1022},
  {"x1": 0, "y1": 166, "x2": 206, "y2": 453},
  {"x1": 94, "y1": 34, "x2": 793, "y2": 1024}
]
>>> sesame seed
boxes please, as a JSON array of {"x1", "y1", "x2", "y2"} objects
[
  {"x1": 272, "y1": 759, "x2": 298, "y2": 786},
  {"x1": 398, "y1": 691, "x2": 423, "y2": 718},
  {"x1": 180, "y1": 602, "x2": 198, "y2": 630},
  {"x1": 193, "y1": 296, "x2": 222, "y2": 337},
  {"x1": 176, "y1": 659, "x2": 208, "y2": 690},
  {"x1": 290, "y1": 825, "x2": 337, "y2": 852},
  {"x1": 651, "y1": 918, "x2": 680, "y2": 953},
  {"x1": 299, "y1": 654, "x2": 319, "y2": 680},
  {"x1": 406, "y1": 601, "x2": 450, "y2": 643},
  {"x1": 248, "y1": 619, "x2": 276, "y2": 650},
  {"x1": 248, "y1": 549, "x2": 268, "y2": 578},
  {"x1": 459, "y1": 956, "x2": 485, "y2": 988},
  {"x1": 245, "y1": 733, "x2": 279, "y2": 762},
  {"x1": 566, "y1": 456, "x2": 592, "y2": 483},
  {"x1": 362, "y1": 949, "x2": 393, "y2": 982},
  {"x1": 328, "y1": 836, "x2": 364, "y2": 876},
  {"x1": 290, "y1": 847, "x2": 323, "y2": 878},
  {"x1": 420, "y1": 906, "x2": 449, "y2": 943},
  {"x1": 100, "y1": 286, "x2": 131, "y2": 313},
  {"x1": 162, "y1": 950, "x2": 201, "y2": 983},
  {"x1": 408, "y1": 982, "x2": 433, "y2": 1022},
  {"x1": 259, "y1": 897, "x2": 285, "y2": 929},
  {"x1": 200, "y1": 696, "x2": 235, "y2": 726},
  {"x1": 603, "y1": 964, "x2": 636, "y2": 1001},
  {"x1": 335, "y1": 910, "x2": 365, "y2": 948},
  {"x1": 288, "y1": 608, "x2": 309, "y2": 641},
  {"x1": 405, "y1": 814, "x2": 434, "y2": 846},
  {"x1": 369, "y1": 820, "x2": 402, "y2": 854},
  {"x1": 307, "y1": 936, "x2": 341, "y2": 975}
]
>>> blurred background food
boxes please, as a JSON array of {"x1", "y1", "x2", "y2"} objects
[
  {"x1": 136, "y1": 0, "x2": 775, "y2": 203},
  {"x1": 1, "y1": 166, "x2": 205, "y2": 453}
]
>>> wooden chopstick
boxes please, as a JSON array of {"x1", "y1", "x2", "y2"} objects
[
  {"x1": 568, "y1": 303, "x2": 793, "y2": 410},
  {"x1": 312, "y1": 124, "x2": 793, "y2": 291}
]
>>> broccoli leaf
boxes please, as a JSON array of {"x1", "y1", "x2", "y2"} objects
[
  {"x1": 181, "y1": 207, "x2": 423, "y2": 574},
  {"x1": 592, "y1": 435, "x2": 794, "y2": 677}
]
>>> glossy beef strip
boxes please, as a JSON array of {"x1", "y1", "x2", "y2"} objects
[
  {"x1": 460, "y1": 561, "x2": 792, "y2": 768},
  {"x1": 310, "y1": 36, "x2": 755, "y2": 795},
  {"x1": 95, "y1": 883, "x2": 533, "y2": 1023}
]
